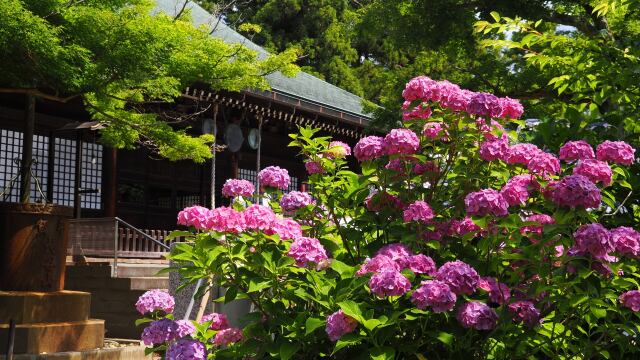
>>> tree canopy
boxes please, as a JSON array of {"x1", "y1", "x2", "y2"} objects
[{"x1": 0, "y1": 0, "x2": 299, "y2": 162}]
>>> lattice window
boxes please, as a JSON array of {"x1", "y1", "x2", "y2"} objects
[
  {"x1": 52, "y1": 137, "x2": 76, "y2": 207},
  {"x1": 30, "y1": 134, "x2": 49, "y2": 203},
  {"x1": 81, "y1": 142, "x2": 103, "y2": 209},
  {"x1": 239, "y1": 168, "x2": 299, "y2": 193},
  {"x1": 288, "y1": 176, "x2": 298, "y2": 192},
  {"x1": 0, "y1": 129, "x2": 23, "y2": 202}
]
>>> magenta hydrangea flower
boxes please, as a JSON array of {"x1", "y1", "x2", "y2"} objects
[
  {"x1": 508, "y1": 301, "x2": 541, "y2": 327},
  {"x1": 498, "y1": 97, "x2": 524, "y2": 119},
  {"x1": 221, "y1": 179, "x2": 255, "y2": 198},
  {"x1": 457, "y1": 301, "x2": 498, "y2": 330},
  {"x1": 243, "y1": 204, "x2": 276, "y2": 231},
  {"x1": 611, "y1": 226, "x2": 640, "y2": 257},
  {"x1": 479, "y1": 137, "x2": 509, "y2": 162},
  {"x1": 559, "y1": 140, "x2": 595, "y2": 161},
  {"x1": 501, "y1": 174, "x2": 538, "y2": 207},
  {"x1": 376, "y1": 243, "x2": 412, "y2": 265},
  {"x1": 326, "y1": 141, "x2": 351, "y2": 158},
  {"x1": 466, "y1": 93, "x2": 503, "y2": 118},
  {"x1": 478, "y1": 277, "x2": 511, "y2": 305},
  {"x1": 369, "y1": 270, "x2": 412, "y2": 297},
  {"x1": 280, "y1": 191, "x2": 314, "y2": 211},
  {"x1": 403, "y1": 200, "x2": 435, "y2": 223},
  {"x1": 177, "y1": 205, "x2": 209, "y2": 230},
  {"x1": 213, "y1": 328, "x2": 243, "y2": 346},
  {"x1": 547, "y1": 175, "x2": 601, "y2": 209},
  {"x1": 422, "y1": 122, "x2": 448, "y2": 140},
  {"x1": 356, "y1": 255, "x2": 400, "y2": 277},
  {"x1": 404, "y1": 254, "x2": 437, "y2": 275},
  {"x1": 365, "y1": 192, "x2": 403, "y2": 212},
  {"x1": 442, "y1": 88, "x2": 474, "y2": 112},
  {"x1": 403, "y1": 104, "x2": 433, "y2": 121},
  {"x1": 136, "y1": 289, "x2": 175, "y2": 315},
  {"x1": 206, "y1": 207, "x2": 246, "y2": 233},
  {"x1": 619, "y1": 290, "x2": 640, "y2": 311},
  {"x1": 266, "y1": 217, "x2": 303, "y2": 241},
  {"x1": 570, "y1": 223, "x2": 615, "y2": 262},
  {"x1": 200, "y1": 313, "x2": 229, "y2": 330},
  {"x1": 504, "y1": 143, "x2": 542, "y2": 165},
  {"x1": 305, "y1": 160, "x2": 325, "y2": 175},
  {"x1": 402, "y1": 76, "x2": 438, "y2": 102},
  {"x1": 527, "y1": 152, "x2": 561, "y2": 178},
  {"x1": 385, "y1": 158, "x2": 406, "y2": 173},
  {"x1": 596, "y1": 140, "x2": 636, "y2": 165},
  {"x1": 166, "y1": 339, "x2": 206, "y2": 360},
  {"x1": 258, "y1": 166, "x2": 290, "y2": 190},
  {"x1": 287, "y1": 237, "x2": 329, "y2": 268},
  {"x1": 464, "y1": 189, "x2": 509, "y2": 217},
  {"x1": 573, "y1": 159, "x2": 612, "y2": 186},
  {"x1": 141, "y1": 319, "x2": 179, "y2": 345},
  {"x1": 413, "y1": 161, "x2": 439, "y2": 175},
  {"x1": 325, "y1": 310, "x2": 358, "y2": 341},
  {"x1": 175, "y1": 320, "x2": 196, "y2": 338},
  {"x1": 384, "y1": 129, "x2": 420, "y2": 155},
  {"x1": 435, "y1": 260, "x2": 480, "y2": 295},
  {"x1": 520, "y1": 214, "x2": 555, "y2": 236},
  {"x1": 411, "y1": 280, "x2": 456, "y2": 312},
  {"x1": 354, "y1": 136, "x2": 385, "y2": 161},
  {"x1": 451, "y1": 217, "x2": 481, "y2": 237}
]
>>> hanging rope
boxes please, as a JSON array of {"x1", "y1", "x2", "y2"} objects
[{"x1": 0, "y1": 157, "x2": 47, "y2": 203}]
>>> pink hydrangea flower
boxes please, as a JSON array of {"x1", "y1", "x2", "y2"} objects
[
  {"x1": 435, "y1": 260, "x2": 480, "y2": 295},
  {"x1": 243, "y1": 204, "x2": 276, "y2": 231},
  {"x1": 498, "y1": 97, "x2": 524, "y2": 119},
  {"x1": 520, "y1": 214, "x2": 555, "y2": 236},
  {"x1": 570, "y1": 223, "x2": 615, "y2": 262},
  {"x1": 479, "y1": 136, "x2": 509, "y2": 162},
  {"x1": 501, "y1": 174, "x2": 538, "y2": 207},
  {"x1": 527, "y1": 152, "x2": 561, "y2": 178},
  {"x1": 457, "y1": 301, "x2": 498, "y2": 330},
  {"x1": 213, "y1": 328, "x2": 243, "y2": 346},
  {"x1": 258, "y1": 166, "x2": 290, "y2": 190},
  {"x1": 451, "y1": 217, "x2": 481, "y2": 237},
  {"x1": 547, "y1": 175, "x2": 601, "y2": 209},
  {"x1": 475, "y1": 118, "x2": 505, "y2": 141},
  {"x1": 504, "y1": 143, "x2": 542, "y2": 165},
  {"x1": 376, "y1": 243, "x2": 412, "y2": 265},
  {"x1": 413, "y1": 161, "x2": 439, "y2": 175},
  {"x1": 508, "y1": 301, "x2": 540, "y2": 327},
  {"x1": 404, "y1": 254, "x2": 437, "y2": 275},
  {"x1": 287, "y1": 237, "x2": 329, "y2": 268},
  {"x1": 305, "y1": 160, "x2": 325, "y2": 174},
  {"x1": 175, "y1": 320, "x2": 196, "y2": 338},
  {"x1": 356, "y1": 254, "x2": 400, "y2": 277},
  {"x1": 166, "y1": 339, "x2": 206, "y2": 360},
  {"x1": 385, "y1": 158, "x2": 406, "y2": 173},
  {"x1": 136, "y1": 289, "x2": 175, "y2": 315},
  {"x1": 384, "y1": 129, "x2": 420, "y2": 155},
  {"x1": 201, "y1": 313, "x2": 229, "y2": 330},
  {"x1": 354, "y1": 136, "x2": 385, "y2": 161},
  {"x1": 478, "y1": 277, "x2": 511, "y2": 305},
  {"x1": 619, "y1": 290, "x2": 640, "y2": 312},
  {"x1": 221, "y1": 179, "x2": 255, "y2": 198},
  {"x1": 325, "y1": 310, "x2": 358, "y2": 341},
  {"x1": 611, "y1": 226, "x2": 640, "y2": 257},
  {"x1": 206, "y1": 207, "x2": 246, "y2": 233},
  {"x1": 326, "y1": 141, "x2": 352, "y2": 158},
  {"x1": 403, "y1": 200, "x2": 435, "y2": 223},
  {"x1": 369, "y1": 270, "x2": 412, "y2": 297},
  {"x1": 402, "y1": 76, "x2": 438, "y2": 102},
  {"x1": 466, "y1": 93, "x2": 503, "y2": 118},
  {"x1": 596, "y1": 140, "x2": 636, "y2": 165},
  {"x1": 280, "y1": 191, "x2": 314, "y2": 211},
  {"x1": 464, "y1": 189, "x2": 509, "y2": 217},
  {"x1": 177, "y1": 205, "x2": 209, "y2": 230},
  {"x1": 420, "y1": 221, "x2": 451, "y2": 241},
  {"x1": 266, "y1": 217, "x2": 303, "y2": 241},
  {"x1": 411, "y1": 280, "x2": 456, "y2": 312},
  {"x1": 403, "y1": 104, "x2": 433, "y2": 121},
  {"x1": 422, "y1": 122, "x2": 448, "y2": 140},
  {"x1": 365, "y1": 192, "x2": 403, "y2": 212},
  {"x1": 559, "y1": 140, "x2": 595, "y2": 161},
  {"x1": 141, "y1": 319, "x2": 179, "y2": 345},
  {"x1": 573, "y1": 159, "x2": 612, "y2": 186},
  {"x1": 442, "y1": 88, "x2": 474, "y2": 112}
]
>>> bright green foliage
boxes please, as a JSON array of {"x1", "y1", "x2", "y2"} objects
[{"x1": 0, "y1": 0, "x2": 299, "y2": 162}]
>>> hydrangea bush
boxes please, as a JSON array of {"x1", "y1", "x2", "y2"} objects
[{"x1": 141, "y1": 76, "x2": 639, "y2": 359}]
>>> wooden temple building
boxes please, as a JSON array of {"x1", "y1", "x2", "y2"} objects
[{"x1": 0, "y1": 0, "x2": 370, "y2": 231}]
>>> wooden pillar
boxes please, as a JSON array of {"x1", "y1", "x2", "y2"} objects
[
  {"x1": 104, "y1": 148, "x2": 117, "y2": 217},
  {"x1": 73, "y1": 131, "x2": 83, "y2": 218},
  {"x1": 19, "y1": 94, "x2": 35, "y2": 204}
]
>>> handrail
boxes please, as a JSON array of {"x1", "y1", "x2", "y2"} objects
[{"x1": 115, "y1": 217, "x2": 171, "y2": 251}]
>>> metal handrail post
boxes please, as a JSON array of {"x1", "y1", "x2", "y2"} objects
[
  {"x1": 114, "y1": 217, "x2": 170, "y2": 251},
  {"x1": 113, "y1": 218, "x2": 119, "y2": 277}
]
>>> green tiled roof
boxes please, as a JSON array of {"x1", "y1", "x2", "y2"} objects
[{"x1": 155, "y1": 0, "x2": 370, "y2": 120}]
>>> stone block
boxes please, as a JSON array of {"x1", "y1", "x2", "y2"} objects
[
  {"x1": 0, "y1": 291, "x2": 91, "y2": 324},
  {"x1": 0, "y1": 319, "x2": 104, "y2": 354}
]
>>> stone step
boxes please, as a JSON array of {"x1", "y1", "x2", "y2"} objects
[
  {"x1": 0, "y1": 291, "x2": 91, "y2": 324},
  {"x1": 113, "y1": 263, "x2": 168, "y2": 278},
  {"x1": 0, "y1": 319, "x2": 104, "y2": 354},
  {"x1": 0, "y1": 339, "x2": 150, "y2": 360}
]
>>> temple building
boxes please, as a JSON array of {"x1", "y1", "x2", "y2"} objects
[{"x1": 0, "y1": 0, "x2": 370, "y2": 231}]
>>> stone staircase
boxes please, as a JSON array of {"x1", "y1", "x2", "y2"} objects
[{"x1": 64, "y1": 261, "x2": 169, "y2": 339}]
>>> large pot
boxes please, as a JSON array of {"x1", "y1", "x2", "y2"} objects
[{"x1": 0, "y1": 203, "x2": 73, "y2": 291}]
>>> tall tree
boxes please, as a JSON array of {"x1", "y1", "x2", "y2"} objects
[{"x1": 0, "y1": 0, "x2": 299, "y2": 162}]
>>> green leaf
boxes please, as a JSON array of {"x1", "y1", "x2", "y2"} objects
[
  {"x1": 279, "y1": 341, "x2": 300, "y2": 360},
  {"x1": 224, "y1": 287, "x2": 238, "y2": 303},
  {"x1": 305, "y1": 317, "x2": 325, "y2": 335},
  {"x1": 437, "y1": 332, "x2": 454, "y2": 346},
  {"x1": 338, "y1": 300, "x2": 365, "y2": 323},
  {"x1": 370, "y1": 347, "x2": 395, "y2": 360},
  {"x1": 248, "y1": 279, "x2": 271, "y2": 293},
  {"x1": 331, "y1": 259, "x2": 355, "y2": 279},
  {"x1": 489, "y1": 11, "x2": 501, "y2": 22},
  {"x1": 332, "y1": 333, "x2": 362, "y2": 355}
]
